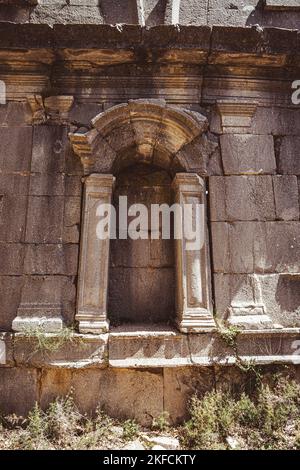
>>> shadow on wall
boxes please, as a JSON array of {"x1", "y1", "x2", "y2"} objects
[
  {"x1": 101, "y1": 0, "x2": 168, "y2": 26},
  {"x1": 275, "y1": 276, "x2": 300, "y2": 313},
  {"x1": 246, "y1": 0, "x2": 300, "y2": 29},
  {"x1": 101, "y1": 0, "x2": 139, "y2": 25},
  {"x1": 1, "y1": 0, "x2": 300, "y2": 28}
]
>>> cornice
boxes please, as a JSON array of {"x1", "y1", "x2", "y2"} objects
[{"x1": 0, "y1": 24, "x2": 298, "y2": 105}]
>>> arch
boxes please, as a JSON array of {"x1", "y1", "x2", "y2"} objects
[
  {"x1": 69, "y1": 100, "x2": 216, "y2": 334},
  {"x1": 69, "y1": 100, "x2": 216, "y2": 176}
]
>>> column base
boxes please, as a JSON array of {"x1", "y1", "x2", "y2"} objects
[
  {"x1": 228, "y1": 306, "x2": 277, "y2": 330},
  {"x1": 77, "y1": 319, "x2": 110, "y2": 334},
  {"x1": 177, "y1": 314, "x2": 216, "y2": 333}
]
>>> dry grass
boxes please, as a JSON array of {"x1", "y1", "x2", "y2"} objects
[{"x1": 1, "y1": 374, "x2": 300, "y2": 450}]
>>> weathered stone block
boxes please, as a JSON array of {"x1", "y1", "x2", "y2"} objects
[
  {"x1": 0, "y1": 102, "x2": 32, "y2": 127},
  {"x1": 65, "y1": 175, "x2": 82, "y2": 196},
  {"x1": 0, "y1": 276, "x2": 23, "y2": 330},
  {"x1": 0, "y1": 368, "x2": 38, "y2": 415},
  {"x1": 110, "y1": 238, "x2": 174, "y2": 268},
  {"x1": 14, "y1": 333, "x2": 108, "y2": 368},
  {"x1": 220, "y1": 134, "x2": 276, "y2": 175},
  {"x1": 258, "y1": 274, "x2": 300, "y2": 328},
  {"x1": 0, "y1": 173, "x2": 30, "y2": 196},
  {"x1": 209, "y1": 175, "x2": 275, "y2": 221},
  {"x1": 41, "y1": 367, "x2": 164, "y2": 425},
  {"x1": 0, "y1": 127, "x2": 32, "y2": 172},
  {"x1": 39, "y1": 368, "x2": 72, "y2": 409},
  {"x1": 273, "y1": 175, "x2": 299, "y2": 220},
  {"x1": 109, "y1": 329, "x2": 190, "y2": 368},
  {"x1": 98, "y1": 368, "x2": 164, "y2": 426},
  {"x1": 265, "y1": 0, "x2": 300, "y2": 10},
  {"x1": 40, "y1": 368, "x2": 104, "y2": 416},
  {"x1": 25, "y1": 196, "x2": 64, "y2": 243},
  {"x1": 68, "y1": 102, "x2": 103, "y2": 126},
  {"x1": 0, "y1": 243, "x2": 24, "y2": 275},
  {"x1": 108, "y1": 267, "x2": 175, "y2": 324},
  {"x1": 278, "y1": 136, "x2": 300, "y2": 175},
  {"x1": 16, "y1": 275, "x2": 76, "y2": 326},
  {"x1": 189, "y1": 332, "x2": 233, "y2": 364},
  {"x1": 205, "y1": 145, "x2": 223, "y2": 176},
  {"x1": 252, "y1": 108, "x2": 300, "y2": 136},
  {"x1": 30, "y1": 5, "x2": 106, "y2": 25},
  {"x1": 212, "y1": 222, "x2": 255, "y2": 273},
  {"x1": 212, "y1": 221, "x2": 300, "y2": 274},
  {"x1": 31, "y1": 125, "x2": 67, "y2": 173},
  {"x1": 255, "y1": 222, "x2": 300, "y2": 273},
  {"x1": 208, "y1": 0, "x2": 259, "y2": 27},
  {"x1": 29, "y1": 173, "x2": 65, "y2": 196},
  {"x1": 0, "y1": 195, "x2": 27, "y2": 242},
  {"x1": 164, "y1": 367, "x2": 215, "y2": 424},
  {"x1": 24, "y1": 244, "x2": 78, "y2": 275},
  {"x1": 214, "y1": 273, "x2": 267, "y2": 321},
  {"x1": 63, "y1": 196, "x2": 81, "y2": 243}
]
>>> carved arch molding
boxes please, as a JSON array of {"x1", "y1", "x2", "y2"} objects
[{"x1": 69, "y1": 99, "x2": 217, "y2": 334}]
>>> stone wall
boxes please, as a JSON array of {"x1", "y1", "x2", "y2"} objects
[
  {"x1": 0, "y1": 104, "x2": 82, "y2": 331},
  {"x1": 0, "y1": 0, "x2": 300, "y2": 29},
  {"x1": 209, "y1": 109, "x2": 300, "y2": 329},
  {"x1": 1, "y1": 360, "x2": 300, "y2": 424},
  {"x1": 0, "y1": 21, "x2": 300, "y2": 420}
]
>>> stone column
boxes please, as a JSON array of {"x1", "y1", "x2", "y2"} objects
[
  {"x1": 76, "y1": 174, "x2": 115, "y2": 334},
  {"x1": 172, "y1": 173, "x2": 215, "y2": 333}
]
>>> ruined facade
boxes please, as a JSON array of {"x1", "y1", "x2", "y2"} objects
[{"x1": 0, "y1": 0, "x2": 300, "y2": 425}]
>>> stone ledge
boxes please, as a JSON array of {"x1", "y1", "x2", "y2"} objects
[
  {"x1": 98, "y1": 328, "x2": 300, "y2": 368},
  {"x1": 0, "y1": 329, "x2": 299, "y2": 369},
  {"x1": 0, "y1": 24, "x2": 297, "y2": 62},
  {"x1": 12, "y1": 332, "x2": 108, "y2": 369},
  {"x1": 264, "y1": 1, "x2": 300, "y2": 11}
]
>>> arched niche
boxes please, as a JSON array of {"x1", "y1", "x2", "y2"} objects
[{"x1": 69, "y1": 100, "x2": 217, "y2": 334}]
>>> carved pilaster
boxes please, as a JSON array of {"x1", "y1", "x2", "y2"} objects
[
  {"x1": 76, "y1": 174, "x2": 115, "y2": 334},
  {"x1": 172, "y1": 173, "x2": 215, "y2": 333}
]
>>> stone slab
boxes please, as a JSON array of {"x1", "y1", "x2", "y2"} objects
[
  {"x1": 273, "y1": 175, "x2": 299, "y2": 220},
  {"x1": 278, "y1": 137, "x2": 300, "y2": 175},
  {"x1": 220, "y1": 134, "x2": 276, "y2": 175},
  {"x1": 212, "y1": 221, "x2": 300, "y2": 274},
  {"x1": 109, "y1": 329, "x2": 191, "y2": 368},
  {"x1": 209, "y1": 175, "x2": 276, "y2": 221},
  {"x1": 0, "y1": 368, "x2": 38, "y2": 415},
  {"x1": 14, "y1": 333, "x2": 108, "y2": 369}
]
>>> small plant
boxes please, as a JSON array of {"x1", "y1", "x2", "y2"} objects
[
  {"x1": 179, "y1": 374, "x2": 300, "y2": 450},
  {"x1": 20, "y1": 325, "x2": 85, "y2": 355},
  {"x1": 218, "y1": 324, "x2": 240, "y2": 349},
  {"x1": 122, "y1": 419, "x2": 140, "y2": 441},
  {"x1": 236, "y1": 359, "x2": 263, "y2": 385},
  {"x1": 152, "y1": 412, "x2": 170, "y2": 432}
]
